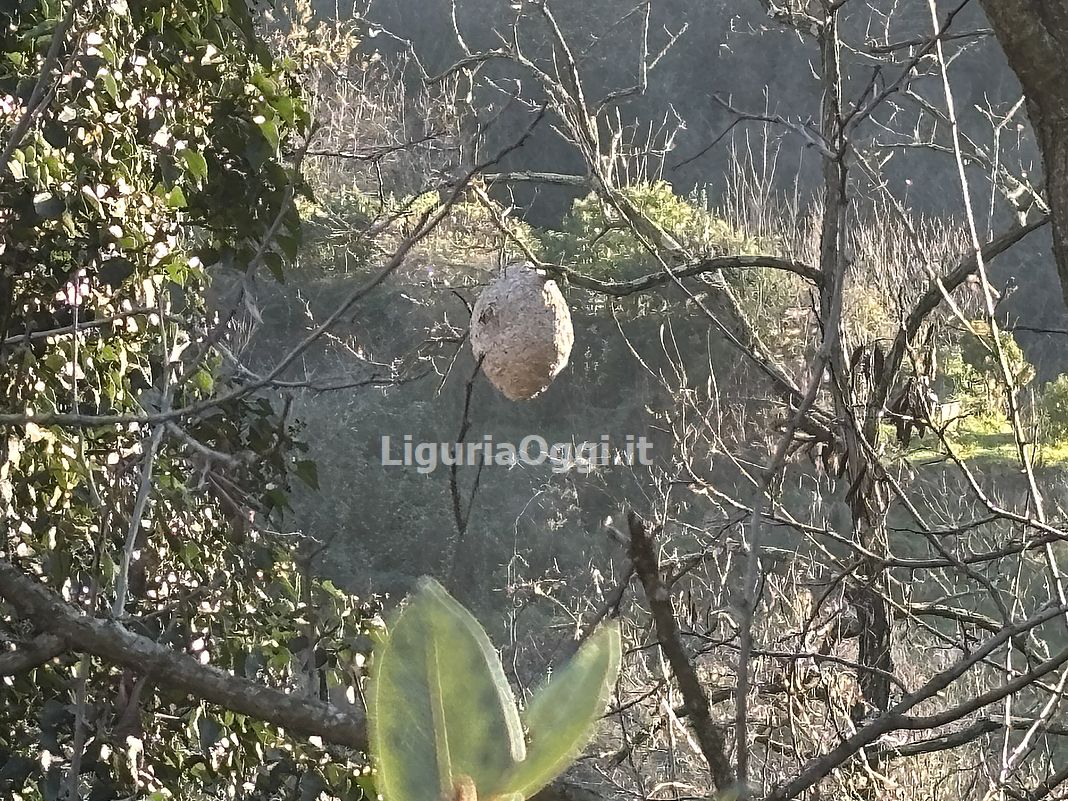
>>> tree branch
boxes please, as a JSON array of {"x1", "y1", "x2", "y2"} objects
[
  {"x1": 876, "y1": 716, "x2": 1068, "y2": 761},
  {"x1": 0, "y1": 632, "x2": 66, "y2": 675},
  {"x1": 626, "y1": 512, "x2": 735, "y2": 792},
  {"x1": 549, "y1": 254, "x2": 824, "y2": 293},
  {"x1": 876, "y1": 215, "x2": 1049, "y2": 406},
  {"x1": 0, "y1": 559, "x2": 611, "y2": 801},
  {"x1": 0, "y1": 560, "x2": 368, "y2": 748},
  {"x1": 764, "y1": 602, "x2": 1068, "y2": 801},
  {"x1": 0, "y1": 109, "x2": 548, "y2": 430}
]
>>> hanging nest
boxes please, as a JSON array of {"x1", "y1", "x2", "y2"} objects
[{"x1": 469, "y1": 262, "x2": 574, "y2": 401}]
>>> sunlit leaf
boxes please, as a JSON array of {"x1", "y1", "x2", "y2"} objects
[
  {"x1": 368, "y1": 578, "x2": 525, "y2": 801},
  {"x1": 257, "y1": 118, "x2": 280, "y2": 151},
  {"x1": 165, "y1": 186, "x2": 188, "y2": 208},
  {"x1": 181, "y1": 149, "x2": 209, "y2": 181},
  {"x1": 498, "y1": 625, "x2": 621, "y2": 799}
]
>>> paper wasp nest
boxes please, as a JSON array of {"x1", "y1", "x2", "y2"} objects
[{"x1": 470, "y1": 262, "x2": 574, "y2": 401}]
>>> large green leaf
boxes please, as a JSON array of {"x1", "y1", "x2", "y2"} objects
[
  {"x1": 367, "y1": 578, "x2": 526, "y2": 801},
  {"x1": 498, "y1": 624, "x2": 622, "y2": 799}
]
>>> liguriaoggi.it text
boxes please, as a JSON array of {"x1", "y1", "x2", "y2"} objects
[{"x1": 380, "y1": 434, "x2": 654, "y2": 474}]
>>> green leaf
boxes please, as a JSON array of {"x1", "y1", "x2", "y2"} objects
[
  {"x1": 271, "y1": 95, "x2": 297, "y2": 125},
  {"x1": 181, "y1": 149, "x2": 209, "y2": 182},
  {"x1": 368, "y1": 578, "x2": 525, "y2": 801},
  {"x1": 165, "y1": 186, "x2": 188, "y2": 208},
  {"x1": 354, "y1": 773, "x2": 378, "y2": 801},
  {"x1": 103, "y1": 72, "x2": 119, "y2": 102},
  {"x1": 499, "y1": 624, "x2": 621, "y2": 799},
  {"x1": 81, "y1": 185, "x2": 104, "y2": 217},
  {"x1": 277, "y1": 232, "x2": 301, "y2": 261},
  {"x1": 33, "y1": 192, "x2": 64, "y2": 219},
  {"x1": 257, "y1": 118, "x2": 280, "y2": 151},
  {"x1": 99, "y1": 257, "x2": 135, "y2": 288},
  {"x1": 263, "y1": 251, "x2": 285, "y2": 282},
  {"x1": 98, "y1": 42, "x2": 118, "y2": 65},
  {"x1": 24, "y1": 19, "x2": 58, "y2": 40}
]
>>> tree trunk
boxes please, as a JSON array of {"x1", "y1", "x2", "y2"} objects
[
  {"x1": 819, "y1": 16, "x2": 895, "y2": 795},
  {"x1": 981, "y1": 0, "x2": 1068, "y2": 309}
]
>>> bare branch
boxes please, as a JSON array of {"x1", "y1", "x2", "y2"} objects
[
  {"x1": 627, "y1": 512, "x2": 735, "y2": 792},
  {"x1": 764, "y1": 603, "x2": 1068, "y2": 801}
]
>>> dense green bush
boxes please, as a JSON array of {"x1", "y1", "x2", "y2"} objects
[
  {"x1": 0, "y1": 3, "x2": 377, "y2": 798},
  {"x1": 542, "y1": 181, "x2": 765, "y2": 280},
  {"x1": 958, "y1": 320, "x2": 1034, "y2": 387}
]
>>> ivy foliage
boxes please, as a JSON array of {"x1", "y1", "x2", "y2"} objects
[{"x1": 0, "y1": 2, "x2": 375, "y2": 799}]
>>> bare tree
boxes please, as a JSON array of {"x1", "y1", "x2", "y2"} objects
[{"x1": 430, "y1": 2, "x2": 1068, "y2": 799}]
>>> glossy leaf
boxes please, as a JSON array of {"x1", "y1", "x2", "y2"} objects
[
  {"x1": 368, "y1": 578, "x2": 526, "y2": 801},
  {"x1": 165, "y1": 186, "x2": 188, "y2": 208}
]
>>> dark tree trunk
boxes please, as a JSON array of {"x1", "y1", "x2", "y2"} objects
[{"x1": 981, "y1": 0, "x2": 1068, "y2": 309}]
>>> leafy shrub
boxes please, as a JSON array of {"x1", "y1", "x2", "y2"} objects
[
  {"x1": 941, "y1": 349, "x2": 993, "y2": 419},
  {"x1": 299, "y1": 186, "x2": 380, "y2": 273},
  {"x1": 0, "y1": 2, "x2": 384, "y2": 798},
  {"x1": 424, "y1": 198, "x2": 543, "y2": 275},
  {"x1": 844, "y1": 284, "x2": 894, "y2": 344},
  {"x1": 1040, "y1": 374, "x2": 1068, "y2": 441},
  {"x1": 942, "y1": 321, "x2": 1035, "y2": 423},
  {"x1": 302, "y1": 188, "x2": 542, "y2": 280},
  {"x1": 959, "y1": 320, "x2": 1035, "y2": 387},
  {"x1": 543, "y1": 181, "x2": 766, "y2": 280}
]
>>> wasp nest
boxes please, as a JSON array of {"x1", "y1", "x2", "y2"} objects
[{"x1": 470, "y1": 262, "x2": 574, "y2": 401}]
